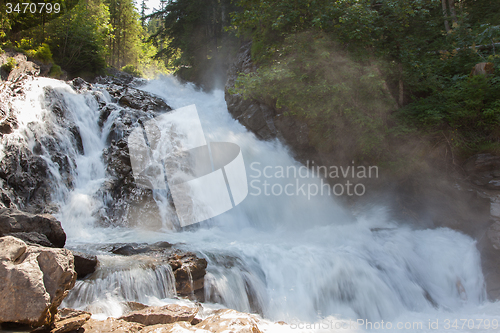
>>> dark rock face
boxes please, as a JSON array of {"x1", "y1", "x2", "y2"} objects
[
  {"x1": 93, "y1": 79, "x2": 173, "y2": 229},
  {"x1": 104, "y1": 242, "x2": 207, "y2": 300},
  {"x1": 72, "y1": 251, "x2": 98, "y2": 279},
  {"x1": 0, "y1": 208, "x2": 66, "y2": 247}
]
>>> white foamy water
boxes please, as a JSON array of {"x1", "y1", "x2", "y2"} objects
[{"x1": 4, "y1": 76, "x2": 500, "y2": 332}]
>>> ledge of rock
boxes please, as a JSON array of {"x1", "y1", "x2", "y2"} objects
[
  {"x1": 0, "y1": 236, "x2": 76, "y2": 326},
  {"x1": 0, "y1": 208, "x2": 66, "y2": 247},
  {"x1": 81, "y1": 318, "x2": 144, "y2": 333},
  {"x1": 50, "y1": 308, "x2": 91, "y2": 333},
  {"x1": 195, "y1": 309, "x2": 262, "y2": 333},
  {"x1": 118, "y1": 304, "x2": 198, "y2": 326}
]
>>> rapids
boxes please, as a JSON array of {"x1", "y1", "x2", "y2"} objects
[{"x1": 3, "y1": 76, "x2": 500, "y2": 332}]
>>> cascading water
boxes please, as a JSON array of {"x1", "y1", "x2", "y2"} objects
[{"x1": 5, "y1": 75, "x2": 500, "y2": 332}]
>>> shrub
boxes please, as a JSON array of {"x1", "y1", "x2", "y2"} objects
[
  {"x1": 49, "y1": 64, "x2": 63, "y2": 78},
  {"x1": 121, "y1": 64, "x2": 142, "y2": 77},
  {"x1": 26, "y1": 43, "x2": 53, "y2": 63},
  {"x1": 1, "y1": 57, "x2": 17, "y2": 73}
]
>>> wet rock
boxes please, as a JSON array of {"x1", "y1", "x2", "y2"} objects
[
  {"x1": 0, "y1": 115, "x2": 17, "y2": 134},
  {"x1": 124, "y1": 302, "x2": 149, "y2": 313},
  {"x1": 195, "y1": 309, "x2": 263, "y2": 333},
  {"x1": 81, "y1": 318, "x2": 144, "y2": 333},
  {"x1": 50, "y1": 308, "x2": 91, "y2": 333},
  {"x1": 118, "y1": 87, "x2": 169, "y2": 112},
  {"x1": 0, "y1": 208, "x2": 66, "y2": 247},
  {"x1": 464, "y1": 154, "x2": 500, "y2": 189},
  {"x1": 111, "y1": 241, "x2": 173, "y2": 256},
  {"x1": 118, "y1": 304, "x2": 198, "y2": 326},
  {"x1": 170, "y1": 252, "x2": 207, "y2": 297},
  {"x1": 225, "y1": 43, "x2": 277, "y2": 141},
  {"x1": 0, "y1": 236, "x2": 76, "y2": 326},
  {"x1": 72, "y1": 251, "x2": 98, "y2": 278},
  {"x1": 0, "y1": 144, "x2": 53, "y2": 212}
]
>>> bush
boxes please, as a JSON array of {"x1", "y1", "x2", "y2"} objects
[
  {"x1": 1, "y1": 57, "x2": 17, "y2": 73},
  {"x1": 121, "y1": 64, "x2": 142, "y2": 77},
  {"x1": 0, "y1": 47, "x2": 4, "y2": 54},
  {"x1": 49, "y1": 64, "x2": 63, "y2": 78},
  {"x1": 25, "y1": 43, "x2": 53, "y2": 63}
]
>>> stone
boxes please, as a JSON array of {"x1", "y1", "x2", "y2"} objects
[
  {"x1": 50, "y1": 308, "x2": 91, "y2": 333},
  {"x1": 488, "y1": 222, "x2": 500, "y2": 250},
  {"x1": 172, "y1": 253, "x2": 208, "y2": 297},
  {"x1": 8, "y1": 231, "x2": 54, "y2": 247},
  {"x1": 0, "y1": 208, "x2": 66, "y2": 247},
  {"x1": 72, "y1": 251, "x2": 98, "y2": 278},
  {"x1": 118, "y1": 304, "x2": 198, "y2": 326},
  {"x1": 81, "y1": 318, "x2": 144, "y2": 333},
  {"x1": 0, "y1": 236, "x2": 76, "y2": 326},
  {"x1": 140, "y1": 321, "x2": 200, "y2": 333},
  {"x1": 195, "y1": 309, "x2": 262, "y2": 333}
]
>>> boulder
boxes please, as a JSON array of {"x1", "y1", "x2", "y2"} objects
[
  {"x1": 72, "y1": 251, "x2": 98, "y2": 278},
  {"x1": 118, "y1": 87, "x2": 169, "y2": 112},
  {"x1": 0, "y1": 208, "x2": 66, "y2": 247},
  {"x1": 170, "y1": 253, "x2": 208, "y2": 297},
  {"x1": 118, "y1": 304, "x2": 198, "y2": 326},
  {"x1": 464, "y1": 154, "x2": 500, "y2": 189},
  {"x1": 50, "y1": 308, "x2": 91, "y2": 333},
  {"x1": 0, "y1": 236, "x2": 76, "y2": 326},
  {"x1": 195, "y1": 309, "x2": 262, "y2": 333},
  {"x1": 81, "y1": 318, "x2": 144, "y2": 333}
]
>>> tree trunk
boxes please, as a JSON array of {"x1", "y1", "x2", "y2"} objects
[
  {"x1": 441, "y1": 0, "x2": 450, "y2": 32},
  {"x1": 448, "y1": 0, "x2": 458, "y2": 24},
  {"x1": 398, "y1": 63, "x2": 404, "y2": 107}
]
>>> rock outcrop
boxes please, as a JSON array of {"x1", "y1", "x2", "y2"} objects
[
  {"x1": 0, "y1": 236, "x2": 76, "y2": 326},
  {"x1": 81, "y1": 318, "x2": 145, "y2": 333},
  {"x1": 106, "y1": 242, "x2": 207, "y2": 300},
  {"x1": 0, "y1": 208, "x2": 66, "y2": 247},
  {"x1": 119, "y1": 304, "x2": 198, "y2": 326},
  {"x1": 50, "y1": 308, "x2": 92, "y2": 333},
  {"x1": 72, "y1": 250, "x2": 98, "y2": 279}
]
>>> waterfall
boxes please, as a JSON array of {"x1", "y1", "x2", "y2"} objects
[{"x1": 4, "y1": 75, "x2": 500, "y2": 332}]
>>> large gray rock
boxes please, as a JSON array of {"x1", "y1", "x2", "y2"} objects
[
  {"x1": 0, "y1": 208, "x2": 66, "y2": 247},
  {"x1": 0, "y1": 236, "x2": 76, "y2": 326}
]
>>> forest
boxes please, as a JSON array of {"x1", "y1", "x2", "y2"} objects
[{"x1": 1, "y1": 0, "x2": 499, "y2": 162}]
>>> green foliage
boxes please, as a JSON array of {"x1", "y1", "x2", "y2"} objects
[
  {"x1": 49, "y1": 64, "x2": 63, "y2": 78},
  {"x1": 401, "y1": 66, "x2": 500, "y2": 155},
  {"x1": 1, "y1": 57, "x2": 17, "y2": 73},
  {"x1": 149, "y1": 0, "x2": 240, "y2": 88},
  {"x1": 121, "y1": 64, "x2": 142, "y2": 77},
  {"x1": 25, "y1": 43, "x2": 53, "y2": 63},
  {"x1": 233, "y1": 32, "x2": 394, "y2": 160},
  {"x1": 48, "y1": 0, "x2": 111, "y2": 75}
]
